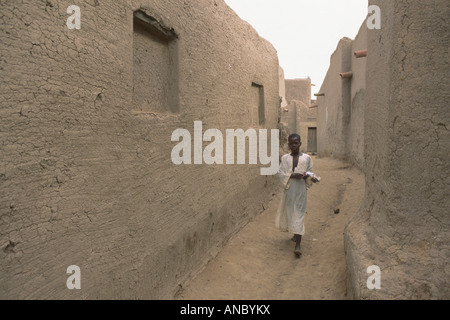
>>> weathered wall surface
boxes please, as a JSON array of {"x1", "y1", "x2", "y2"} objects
[
  {"x1": 280, "y1": 101, "x2": 297, "y2": 136},
  {"x1": 316, "y1": 38, "x2": 353, "y2": 160},
  {"x1": 285, "y1": 78, "x2": 311, "y2": 107},
  {"x1": 316, "y1": 23, "x2": 367, "y2": 169},
  {"x1": 279, "y1": 99, "x2": 316, "y2": 154},
  {"x1": 296, "y1": 102, "x2": 317, "y2": 153},
  {"x1": 0, "y1": 0, "x2": 280, "y2": 299},
  {"x1": 345, "y1": 0, "x2": 450, "y2": 299},
  {"x1": 348, "y1": 24, "x2": 367, "y2": 169},
  {"x1": 277, "y1": 121, "x2": 290, "y2": 157},
  {"x1": 279, "y1": 67, "x2": 287, "y2": 108},
  {"x1": 281, "y1": 78, "x2": 316, "y2": 152}
]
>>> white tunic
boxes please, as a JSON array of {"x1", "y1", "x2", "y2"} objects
[{"x1": 275, "y1": 153, "x2": 313, "y2": 235}]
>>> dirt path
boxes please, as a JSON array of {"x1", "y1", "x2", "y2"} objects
[{"x1": 175, "y1": 156, "x2": 365, "y2": 300}]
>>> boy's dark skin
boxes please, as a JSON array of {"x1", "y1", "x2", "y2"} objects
[{"x1": 287, "y1": 136, "x2": 318, "y2": 257}]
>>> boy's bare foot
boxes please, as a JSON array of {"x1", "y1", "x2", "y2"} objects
[{"x1": 294, "y1": 245, "x2": 301, "y2": 257}]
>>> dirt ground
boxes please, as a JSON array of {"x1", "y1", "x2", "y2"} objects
[{"x1": 175, "y1": 156, "x2": 365, "y2": 300}]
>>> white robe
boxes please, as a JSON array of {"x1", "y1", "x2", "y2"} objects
[{"x1": 275, "y1": 153, "x2": 313, "y2": 235}]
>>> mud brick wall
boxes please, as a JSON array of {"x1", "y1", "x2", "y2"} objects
[
  {"x1": 316, "y1": 23, "x2": 366, "y2": 169},
  {"x1": 344, "y1": 0, "x2": 450, "y2": 299},
  {"x1": 285, "y1": 78, "x2": 311, "y2": 107},
  {"x1": 316, "y1": 37, "x2": 353, "y2": 161},
  {"x1": 0, "y1": 0, "x2": 280, "y2": 299}
]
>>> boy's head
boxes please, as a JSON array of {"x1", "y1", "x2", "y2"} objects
[{"x1": 288, "y1": 134, "x2": 301, "y2": 153}]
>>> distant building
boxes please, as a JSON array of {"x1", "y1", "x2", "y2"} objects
[{"x1": 280, "y1": 78, "x2": 317, "y2": 153}]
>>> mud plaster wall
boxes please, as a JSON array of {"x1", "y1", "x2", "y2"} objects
[
  {"x1": 344, "y1": 0, "x2": 450, "y2": 299},
  {"x1": 316, "y1": 38, "x2": 353, "y2": 160},
  {"x1": 348, "y1": 24, "x2": 366, "y2": 169},
  {"x1": 285, "y1": 78, "x2": 311, "y2": 107},
  {"x1": 316, "y1": 23, "x2": 366, "y2": 169},
  {"x1": 280, "y1": 101, "x2": 297, "y2": 136},
  {"x1": 282, "y1": 78, "x2": 314, "y2": 152},
  {"x1": 279, "y1": 67, "x2": 287, "y2": 108},
  {"x1": 0, "y1": 0, "x2": 280, "y2": 299},
  {"x1": 295, "y1": 102, "x2": 317, "y2": 154},
  {"x1": 279, "y1": 100, "x2": 316, "y2": 154}
]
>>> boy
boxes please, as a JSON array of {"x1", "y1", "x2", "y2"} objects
[{"x1": 275, "y1": 134, "x2": 318, "y2": 257}]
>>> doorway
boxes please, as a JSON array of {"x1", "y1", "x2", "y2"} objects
[{"x1": 307, "y1": 127, "x2": 317, "y2": 153}]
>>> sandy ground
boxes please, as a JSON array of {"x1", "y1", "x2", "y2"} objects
[{"x1": 175, "y1": 156, "x2": 365, "y2": 300}]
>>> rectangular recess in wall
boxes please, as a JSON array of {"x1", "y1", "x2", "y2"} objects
[
  {"x1": 251, "y1": 82, "x2": 265, "y2": 126},
  {"x1": 307, "y1": 127, "x2": 318, "y2": 153},
  {"x1": 133, "y1": 10, "x2": 179, "y2": 113}
]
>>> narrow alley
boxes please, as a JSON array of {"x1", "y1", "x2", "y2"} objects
[
  {"x1": 1, "y1": 0, "x2": 447, "y2": 301},
  {"x1": 175, "y1": 156, "x2": 365, "y2": 300}
]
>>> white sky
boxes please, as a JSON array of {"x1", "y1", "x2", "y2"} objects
[{"x1": 224, "y1": 0, "x2": 368, "y2": 98}]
